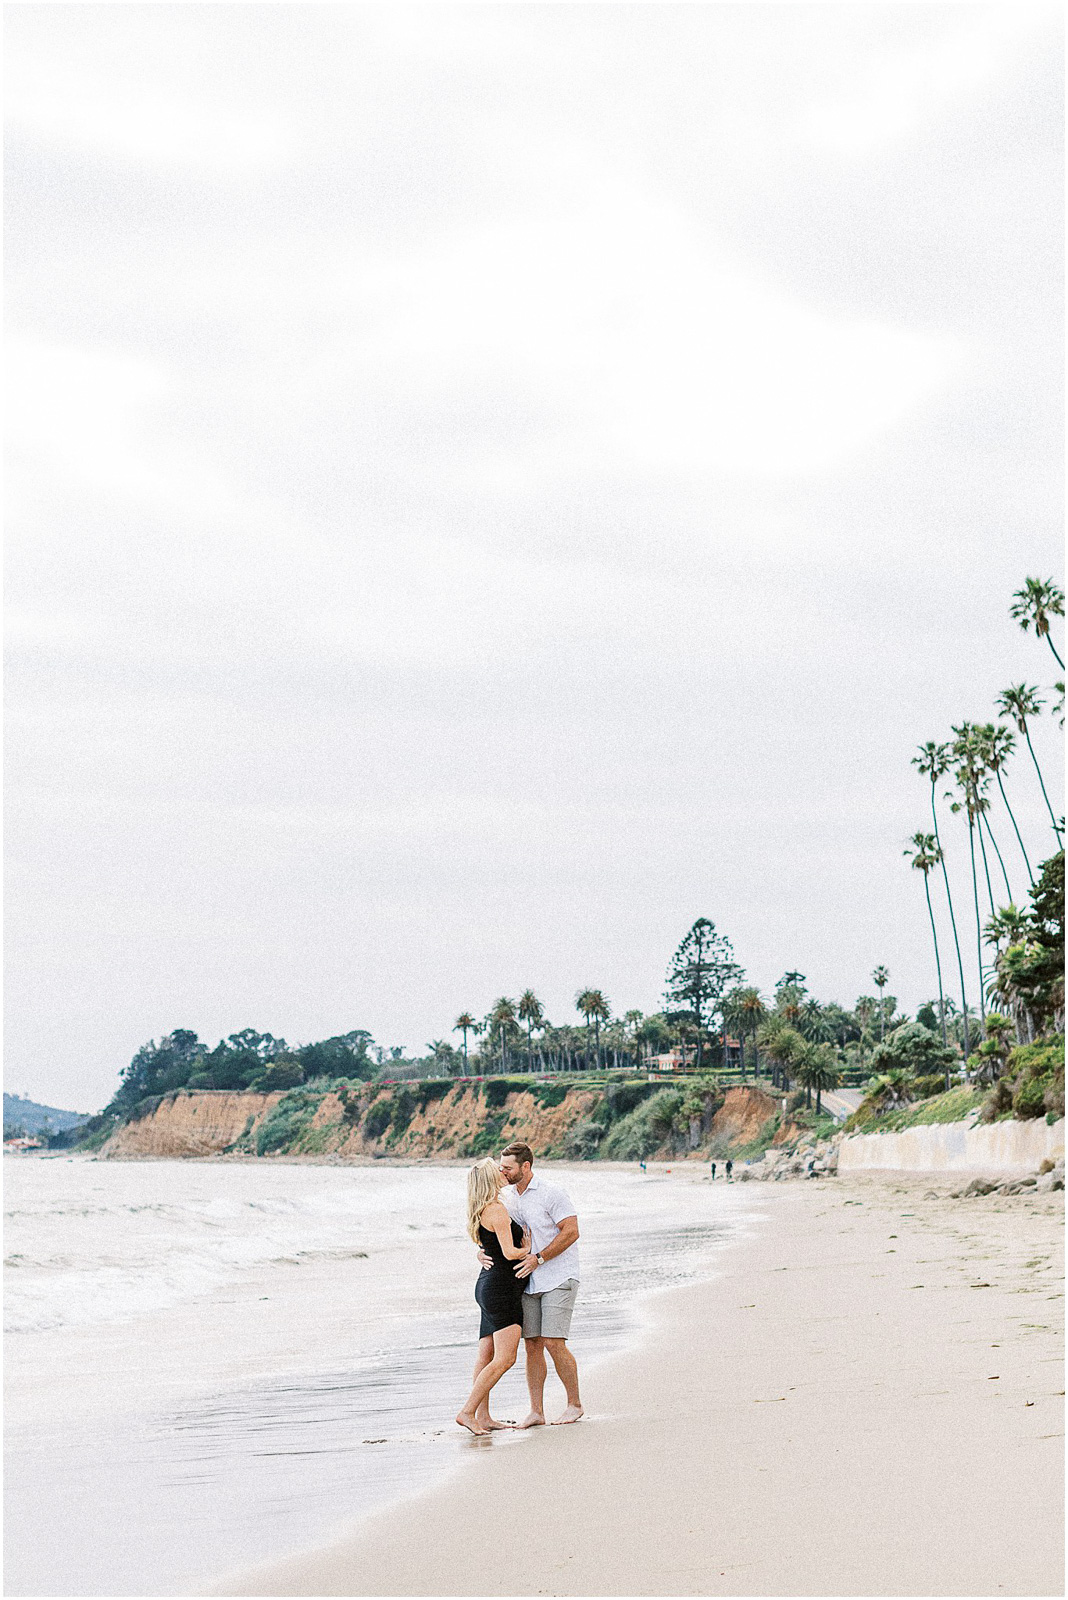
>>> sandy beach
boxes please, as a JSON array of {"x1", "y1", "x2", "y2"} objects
[{"x1": 215, "y1": 1173, "x2": 1064, "y2": 1599}]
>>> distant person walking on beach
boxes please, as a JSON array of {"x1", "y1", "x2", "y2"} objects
[
  {"x1": 485, "y1": 1141, "x2": 584, "y2": 1427},
  {"x1": 456, "y1": 1158, "x2": 531, "y2": 1435},
  {"x1": 725, "y1": 1159, "x2": 733, "y2": 1180},
  {"x1": 710, "y1": 1160, "x2": 717, "y2": 1180}
]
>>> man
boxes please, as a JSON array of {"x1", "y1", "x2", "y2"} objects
[{"x1": 490, "y1": 1140, "x2": 583, "y2": 1427}]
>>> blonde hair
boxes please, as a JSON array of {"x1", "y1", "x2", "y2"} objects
[{"x1": 466, "y1": 1157, "x2": 502, "y2": 1244}]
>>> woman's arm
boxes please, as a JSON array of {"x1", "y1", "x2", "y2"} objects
[{"x1": 482, "y1": 1202, "x2": 530, "y2": 1260}]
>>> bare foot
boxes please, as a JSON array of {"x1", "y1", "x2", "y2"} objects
[
  {"x1": 516, "y1": 1411, "x2": 546, "y2": 1429},
  {"x1": 552, "y1": 1405, "x2": 584, "y2": 1425},
  {"x1": 476, "y1": 1415, "x2": 515, "y2": 1431},
  {"x1": 456, "y1": 1411, "x2": 490, "y2": 1435}
]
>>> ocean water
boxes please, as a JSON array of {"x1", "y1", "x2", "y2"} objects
[{"x1": 4, "y1": 1156, "x2": 757, "y2": 1597}]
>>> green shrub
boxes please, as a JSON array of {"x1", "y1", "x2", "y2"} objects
[
  {"x1": 418, "y1": 1080, "x2": 452, "y2": 1109},
  {"x1": 469, "y1": 1112, "x2": 507, "y2": 1156},
  {"x1": 186, "y1": 1072, "x2": 214, "y2": 1090},
  {"x1": 601, "y1": 1090, "x2": 683, "y2": 1159},
  {"x1": 531, "y1": 1083, "x2": 568, "y2": 1108},
  {"x1": 363, "y1": 1100, "x2": 392, "y2": 1140},
  {"x1": 980, "y1": 1078, "x2": 1014, "y2": 1123},
  {"x1": 483, "y1": 1079, "x2": 525, "y2": 1109},
  {"x1": 913, "y1": 1073, "x2": 950, "y2": 1099},
  {"x1": 564, "y1": 1120, "x2": 606, "y2": 1158},
  {"x1": 255, "y1": 1093, "x2": 318, "y2": 1155},
  {"x1": 600, "y1": 1081, "x2": 657, "y2": 1121},
  {"x1": 1005, "y1": 1038, "x2": 1065, "y2": 1122},
  {"x1": 127, "y1": 1094, "x2": 165, "y2": 1122},
  {"x1": 391, "y1": 1088, "x2": 416, "y2": 1134},
  {"x1": 1013, "y1": 1075, "x2": 1048, "y2": 1120}
]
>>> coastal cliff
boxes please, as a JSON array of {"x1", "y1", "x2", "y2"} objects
[{"x1": 98, "y1": 1081, "x2": 787, "y2": 1163}]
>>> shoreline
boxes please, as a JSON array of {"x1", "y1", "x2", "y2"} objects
[
  {"x1": 5, "y1": 1161, "x2": 751, "y2": 1597},
  {"x1": 213, "y1": 1174, "x2": 1064, "y2": 1598}
]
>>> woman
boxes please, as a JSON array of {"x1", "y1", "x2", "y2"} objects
[{"x1": 456, "y1": 1157, "x2": 530, "y2": 1435}]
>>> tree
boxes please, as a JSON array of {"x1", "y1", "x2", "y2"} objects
[
  {"x1": 997, "y1": 685, "x2": 1062, "y2": 843},
  {"x1": 991, "y1": 850, "x2": 1065, "y2": 1036},
  {"x1": 664, "y1": 919, "x2": 743, "y2": 1071},
  {"x1": 947, "y1": 727, "x2": 992, "y2": 1042},
  {"x1": 488, "y1": 998, "x2": 518, "y2": 1074},
  {"x1": 723, "y1": 986, "x2": 766, "y2": 1079},
  {"x1": 871, "y1": 967, "x2": 890, "y2": 1041},
  {"x1": 912, "y1": 741, "x2": 971, "y2": 1057},
  {"x1": 796, "y1": 1041, "x2": 840, "y2": 1114},
  {"x1": 517, "y1": 990, "x2": 545, "y2": 1073},
  {"x1": 575, "y1": 989, "x2": 610, "y2": 1069},
  {"x1": 756, "y1": 1019, "x2": 805, "y2": 1091},
  {"x1": 623, "y1": 1010, "x2": 645, "y2": 1071},
  {"x1": 976, "y1": 723, "x2": 1034, "y2": 887},
  {"x1": 904, "y1": 832, "x2": 949, "y2": 1053},
  {"x1": 452, "y1": 1012, "x2": 477, "y2": 1073},
  {"x1": 869, "y1": 1021, "x2": 956, "y2": 1084},
  {"x1": 298, "y1": 1031, "x2": 375, "y2": 1083},
  {"x1": 1010, "y1": 576, "x2": 1064, "y2": 670}
]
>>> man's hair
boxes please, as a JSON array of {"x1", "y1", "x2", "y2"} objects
[{"x1": 501, "y1": 1141, "x2": 534, "y2": 1169}]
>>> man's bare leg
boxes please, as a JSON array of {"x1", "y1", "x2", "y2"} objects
[
  {"x1": 472, "y1": 1334, "x2": 514, "y2": 1430},
  {"x1": 544, "y1": 1337, "x2": 583, "y2": 1423},
  {"x1": 516, "y1": 1335, "x2": 546, "y2": 1428}
]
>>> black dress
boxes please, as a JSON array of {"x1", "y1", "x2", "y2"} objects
[{"x1": 475, "y1": 1217, "x2": 526, "y2": 1338}]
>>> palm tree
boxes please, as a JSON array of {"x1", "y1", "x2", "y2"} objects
[
  {"x1": 796, "y1": 1041, "x2": 840, "y2": 1114},
  {"x1": 904, "y1": 833, "x2": 949, "y2": 1051},
  {"x1": 756, "y1": 1020, "x2": 804, "y2": 1092},
  {"x1": 489, "y1": 997, "x2": 517, "y2": 1074},
  {"x1": 517, "y1": 990, "x2": 544, "y2": 1073},
  {"x1": 997, "y1": 685, "x2": 1062, "y2": 842},
  {"x1": 452, "y1": 1012, "x2": 477, "y2": 1073},
  {"x1": 623, "y1": 1009, "x2": 645, "y2": 1071},
  {"x1": 976, "y1": 723, "x2": 1034, "y2": 887},
  {"x1": 871, "y1": 966, "x2": 890, "y2": 1040},
  {"x1": 853, "y1": 996, "x2": 877, "y2": 1065},
  {"x1": 1010, "y1": 576, "x2": 1064, "y2": 670},
  {"x1": 947, "y1": 737, "x2": 989, "y2": 1042},
  {"x1": 724, "y1": 986, "x2": 766, "y2": 1080},
  {"x1": 912, "y1": 741, "x2": 971, "y2": 1058},
  {"x1": 983, "y1": 903, "x2": 1029, "y2": 950},
  {"x1": 575, "y1": 989, "x2": 610, "y2": 1070}
]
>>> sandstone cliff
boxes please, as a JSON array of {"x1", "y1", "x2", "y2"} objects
[
  {"x1": 99, "y1": 1080, "x2": 786, "y2": 1162},
  {"x1": 101, "y1": 1090, "x2": 284, "y2": 1158}
]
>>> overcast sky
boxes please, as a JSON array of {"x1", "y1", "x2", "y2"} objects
[{"x1": 6, "y1": 3, "x2": 1064, "y2": 1112}]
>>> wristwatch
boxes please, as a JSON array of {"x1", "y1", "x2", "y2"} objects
[{"x1": 536, "y1": 1253, "x2": 545, "y2": 1266}]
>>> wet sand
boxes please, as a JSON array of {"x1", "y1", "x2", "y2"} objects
[{"x1": 214, "y1": 1174, "x2": 1064, "y2": 1598}]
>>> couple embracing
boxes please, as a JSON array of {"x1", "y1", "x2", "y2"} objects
[{"x1": 457, "y1": 1141, "x2": 584, "y2": 1435}]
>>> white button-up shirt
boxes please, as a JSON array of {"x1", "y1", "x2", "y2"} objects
[{"x1": 502, "y1": 1175, "x2": 580, "y2": 1294}]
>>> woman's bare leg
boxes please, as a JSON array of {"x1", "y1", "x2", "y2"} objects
[
  {"x1": 471, "y1": 1336, "x2": 513, "y2": 1429},
  {"x1": 457, "y1": 1326, "x2": 521, "y2": 1433}
]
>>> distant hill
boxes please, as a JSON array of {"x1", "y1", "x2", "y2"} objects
[{"x1": 3, "y1": 1093, "x2": 94, "y2": 1136}]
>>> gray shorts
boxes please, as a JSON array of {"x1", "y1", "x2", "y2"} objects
[{"x1": 522, "y1": 1278, "x2": 579, "y2": 1341}]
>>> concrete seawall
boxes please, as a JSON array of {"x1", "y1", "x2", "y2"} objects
[{"x1": 839, "y1": 1116, "x2": 1065, "y2": 1174}]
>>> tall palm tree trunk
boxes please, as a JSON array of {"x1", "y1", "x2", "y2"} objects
[
  {"x1": 1045, "y1": 633, "x2": 1065, "y2": 670},
  {"x1": 966, "y1": 818, "x2": 988, "y2": 1042},
  {"x1": 975, "y1": 813, "x2": 996, "y2": 916},
  {"x1": 980, "y1": 808, "x2": 1013, "y2": 903},
  {"x1": 922, "y1": 872, "x2": 950, "y2": 1075},
  {"x1": 995, "y1": 771, "x2": 1035, "y2": 886},
  {"x1": 527, "y1": 1021, "x2": 534, "y2": 1074},
  {"x1": 929, "y1": 778, "x2": 970, "y2": 1060},
  {"x1": 1022, "y1": 722, "x2": 1063, "y2": 840}
]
